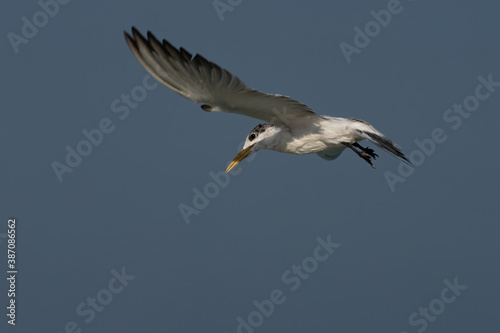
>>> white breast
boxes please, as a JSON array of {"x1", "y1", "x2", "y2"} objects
[{"x1": 274, "y1": 117, "x2": 367, "y2": 155}]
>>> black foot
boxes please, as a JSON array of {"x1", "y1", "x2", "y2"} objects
[
  {"x1": 353, "y1": 143, "x2": 378, "y2": 159},
  {"x1": 343, "y1": 142, "x2": 377, "y2": 168},
  {"x1": 363, "y1": 147, "x2": 378, "y2": 159},
  {"x1": 359, "y1": 152, "x2": 374, "y2": 168}
]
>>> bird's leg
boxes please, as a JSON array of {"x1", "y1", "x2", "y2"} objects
[
  {"x1": 353, "y1": 142, "x2": 378, "y2": 159},
  {"x1": 342, "y1": 142, "x2": 375, "y2": 168}
]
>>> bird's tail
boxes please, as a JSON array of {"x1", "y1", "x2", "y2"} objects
[{"x1": 358, "y1": 130, "x2": 412, "y2": 165}]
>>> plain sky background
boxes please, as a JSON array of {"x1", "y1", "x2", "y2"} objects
[{"x1": 1, "y1": 0, "x2": 499, "y2": 332}]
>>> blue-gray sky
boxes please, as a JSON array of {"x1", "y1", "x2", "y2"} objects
[{"x1": 1, "y1": 0, "x2": 499, "y2": 332}]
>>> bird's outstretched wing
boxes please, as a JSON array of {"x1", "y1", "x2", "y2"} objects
[{"x1": 124, "y1": 27, "x2": 322, "y2": 129}]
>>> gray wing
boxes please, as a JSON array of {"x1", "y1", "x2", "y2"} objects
[{"x1": 124, "y1": 27, "x2": 322, "y2": 129}]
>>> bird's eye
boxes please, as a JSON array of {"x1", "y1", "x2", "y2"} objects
[{"x1": 249, "y1": 134, "x2": 256, "y2": 141}]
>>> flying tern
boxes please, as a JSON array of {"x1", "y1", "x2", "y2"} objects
[{"x1": 124, "y1": 27, "x2": 410, "y2": 172}]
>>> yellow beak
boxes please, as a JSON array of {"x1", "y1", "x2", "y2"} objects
[{"x1": 225, "y1": 144, "x2": 255, "y2": 173}]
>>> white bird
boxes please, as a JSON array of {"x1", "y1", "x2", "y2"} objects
[{"x1": 124, "y1": 28, "x2": 411, "y2": 173}]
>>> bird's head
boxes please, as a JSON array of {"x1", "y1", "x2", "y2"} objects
[{"x1": 226, "y1": 124, "x2": 279, "y2": 173}]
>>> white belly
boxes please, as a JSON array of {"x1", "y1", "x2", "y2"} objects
[{"x1": 277, "y1": 117, "x2": 364, "y2": 155}]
